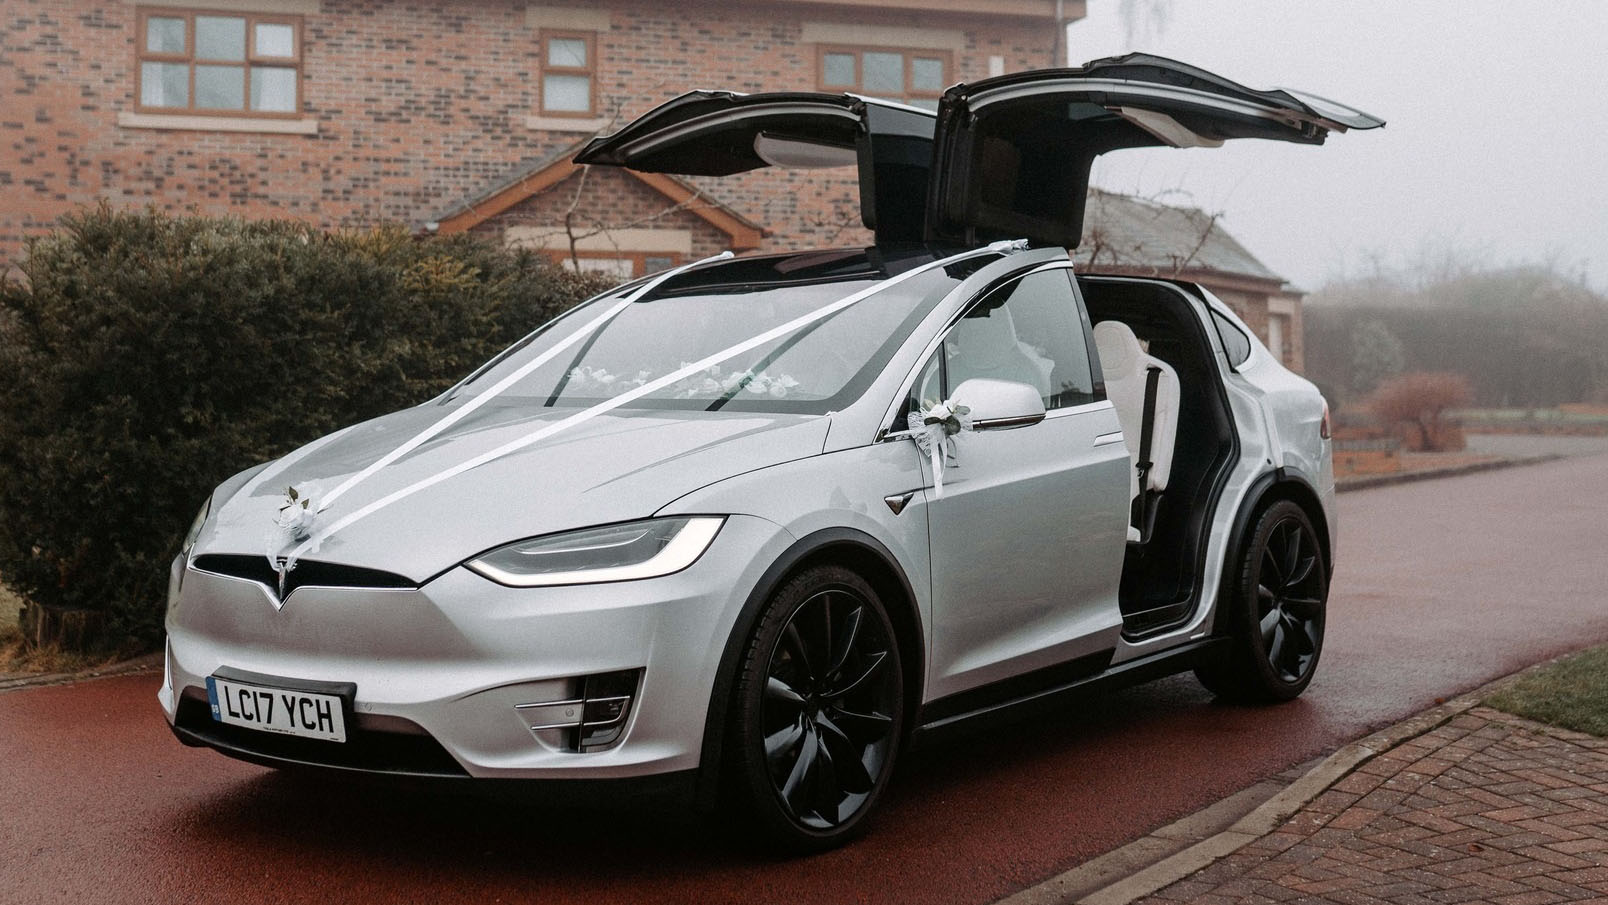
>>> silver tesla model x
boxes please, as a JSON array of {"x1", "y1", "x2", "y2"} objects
[{"x1": 163, "y1": 55, "x2": 1381, "y2": 850}]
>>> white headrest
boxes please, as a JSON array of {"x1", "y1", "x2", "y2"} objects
[{"x1": 1093, "y1": 320, "x2": 1144, "y2": 379}]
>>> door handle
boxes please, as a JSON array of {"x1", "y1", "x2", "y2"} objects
[{"x1": 1093, "y1": 431, "x2": 1126, "y2": 448}]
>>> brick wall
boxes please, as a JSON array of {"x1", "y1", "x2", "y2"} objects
[{"x1": 1, "y1": 0, "x2": 1056, "y2": 266}]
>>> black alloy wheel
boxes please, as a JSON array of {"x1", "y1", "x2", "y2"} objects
[
  {"x1": 731, "y1": 564, "x2": 904, "y2": 851},
  {"x1": 1196, "y1": 499, "x2": 1328, "y2": 703},
  {"x1": 1257, "y1": 516, "x2": 1324, "y2": 683}
]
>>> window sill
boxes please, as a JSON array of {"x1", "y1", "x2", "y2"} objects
[
  {"x1": 525, "y1": 114, "x2": 610, "y2": 134},
  {"x1": 117, "y1": 111, "x2": 319, "y2": 135}
]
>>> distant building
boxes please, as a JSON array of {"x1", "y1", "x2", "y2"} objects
[
  {"x1": 1077, "y1": 189, "x2": 1307, "y2": 372},
  {"x1": 4, "y1": 1, "x2": 1309, "y2": 369},
  {"x1": 2, "y1": 0, "x2": 1073, "y2": 271}
]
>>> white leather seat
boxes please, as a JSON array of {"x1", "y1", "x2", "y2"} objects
[{"x1": 1093, "y1": 321, "x2": 1180, "y2": 540}]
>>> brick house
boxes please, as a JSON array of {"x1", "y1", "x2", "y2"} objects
[
  {"x1": 2, "y1": 0, "x2": 1307, "y2": 368},
  {"x1": 2, "y1": 0, "x2": 1069, "y2": 273},
  {"x1": 1076, "y1": 189, "x2": 1308, "y2": 371}
]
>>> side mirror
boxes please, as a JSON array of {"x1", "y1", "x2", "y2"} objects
[{"x1": 950, "y1": 378, "x2": 1046, "y2": 431}]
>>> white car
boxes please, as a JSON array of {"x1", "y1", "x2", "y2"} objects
[{"x1": 163, "y1": 54, "x2": 1380, "y2": 850}]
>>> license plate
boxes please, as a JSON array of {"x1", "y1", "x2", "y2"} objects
[{"x1": 206, "y1": 675, "x2": 348, "y2": 743}]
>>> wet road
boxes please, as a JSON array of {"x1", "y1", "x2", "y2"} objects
[{"x1": 4, "y1": 453, "x2": 1607, "y2": 905}]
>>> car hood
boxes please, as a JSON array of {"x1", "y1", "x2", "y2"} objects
[{"x1": 197, "y1": 401, "x2": 827, "y2": 582}]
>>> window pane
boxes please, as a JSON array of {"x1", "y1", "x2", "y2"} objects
[
  {"x1": 250, "y1": 66, "x2": 297, "y2": 111},
  {"x1": 547, "y1": 37, "x2": 587, "y2": 68},
  {"x1": 566, "y1": 257, "x2": 634, "y2": 279},
  {"x1": 146, "y1": 16, "x2": 185, "y2": 54},
  {"x1": 946, "y1": 271, "x2": 1094, "y2": 409},
  {"x1": 195, "y1": 64, "x2": 245, "y2": 109},
  {"x1": 861, "y1": 51, "x2": 904, "y2": 95},
  {"x1": 195, "y1": 16, "x2": 245, "y2": 61},
  {"x1": 543, "y1": 73, "x2": 590, "y2": 112},
  {"x1": 254, "y1": 22, "x2": 295, "y2": 57},
  {"x1": 643, "y1": 256, "x2": 676, "y2": 273},
  {"x1": 906, "y1": 351, "x2": 944, "y2": 416},
  {"x1": 140, "y1": 61, "x2": 188, "y2": 107},
  {"x1": 911, "y1": 57, "x2": 944, "y2": 92},
  {"x1": 908, "y1": 98, "x2": 940, "y2": 111},
  {"x1": 1211, "y1": 310, "x2": 1252, "y2": 366},
  {"x1": 822, "y1": 52, "x2": 855, "y2": 87}
]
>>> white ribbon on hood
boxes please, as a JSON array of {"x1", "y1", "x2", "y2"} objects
[
  {"x1": 264, "y1": 252, "x2": 732, "y2": 576},
  {"x1": 261, "y1": 241, "x2": 1022, "y2": 579}
]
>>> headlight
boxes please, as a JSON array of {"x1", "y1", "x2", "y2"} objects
[
  {"x1": 181, "y1": 497, "x2": 210, "y2": 561},
  {"x1": 466, "y1": 516, "x2": 725, "y2": 587}
]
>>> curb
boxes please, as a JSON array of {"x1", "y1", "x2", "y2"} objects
[
  {"x1": 0, "y1": 651, "x2": 163, "y2": 694},
  {"x1": 995, "y1": 697, "x2": 1477, "y2": 905},
  {"x1": 1335, "y1": 453, "x2": 1563, "y2": 492},
  {"x1": 999, "y1": 652, "x2": 1591, "y2": 905}
]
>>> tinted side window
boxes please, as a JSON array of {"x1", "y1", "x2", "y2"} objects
[
  {"x1": 1212, "y1": 308, "x2": 1253, "y2": 367},
  {"x1": 948, "y1": 270, "x2": 1096, "y2": 410},
  {"x1": 906, "y1": 269, "x2": 1097, "y2": 415}
]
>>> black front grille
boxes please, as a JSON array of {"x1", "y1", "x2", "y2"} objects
[
  {"x1": 193, "y1": 554, "x2": 416, "y2": 597},
  {"x1": 174, "y1": 693, "x2": 468, "y2": 777}
]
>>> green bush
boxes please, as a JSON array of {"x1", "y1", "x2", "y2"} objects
[{"x1": 0, "y1": 205, "x2": 615, "y2": 651}]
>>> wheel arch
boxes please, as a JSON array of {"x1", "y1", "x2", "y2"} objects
[
  {"x1": 693, "y1": 526, "x2": 926, "y2": 809},
  {"x1": 1223, "y1": 470, "x2": 1335, "y2": 600}
]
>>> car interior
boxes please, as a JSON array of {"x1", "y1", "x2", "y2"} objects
[{"x1": 1078, "y1": 276, "x2": 1239, "y2": 638}]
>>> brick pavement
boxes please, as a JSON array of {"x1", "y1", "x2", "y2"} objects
[{"x1": 1136, "y1": 707, "x2": 1608, "y2": 905}]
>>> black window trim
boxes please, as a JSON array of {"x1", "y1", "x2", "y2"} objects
[{"x1": 1208, "y1": 305, "x2": 1253, "y2": 371}]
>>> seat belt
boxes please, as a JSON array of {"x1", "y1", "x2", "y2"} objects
[{"x1": 1136, "y1": 365, "x2": 1161, "y2": 492}]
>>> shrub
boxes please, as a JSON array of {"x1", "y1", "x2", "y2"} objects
[
  {"x1": 1367, "y1": 371, "x2": 1473, "y2": 452},
  {"x1": 0, "y1": 205, "x2": 615, "y2": 651}
]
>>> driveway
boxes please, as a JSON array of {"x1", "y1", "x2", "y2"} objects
[{"x1": 3, "y1": 452, "x2": 1607, "y2": 905}]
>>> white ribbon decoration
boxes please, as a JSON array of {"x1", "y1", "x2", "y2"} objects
[
  {"x1": 907, "y1": 400, "x2": 972, "y2": 499},
  {"x1": 268, "y1": 244, "x2": 1012, "y2": 570},
  {"x1": 258, "y1": 241, "x2": 1022, "y2": 579},
  {"x1": 264, "y1": 252, "x2": 731, "y2": 576}
]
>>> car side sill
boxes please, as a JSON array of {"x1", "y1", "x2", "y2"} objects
[{"x1": 908, "y1": 637, "x2": 1229, "y2": 749}]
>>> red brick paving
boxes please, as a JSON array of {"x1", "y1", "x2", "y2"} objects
[{"x1": 1137, "y1": 708, "x2": 1608, "y2": 905}]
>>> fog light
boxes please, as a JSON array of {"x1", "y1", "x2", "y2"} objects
[{"x1": 515, "y1": 669, "x2": 640, "y2": 752}]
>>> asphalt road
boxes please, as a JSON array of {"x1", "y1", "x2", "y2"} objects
[{"x1": 4, "y1": 453, "x2": 1608, "y2": 905}]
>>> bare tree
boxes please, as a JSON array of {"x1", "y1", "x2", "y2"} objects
[{"x1": 1077, "y1": 187, "x2": 1224, "y2": 278}]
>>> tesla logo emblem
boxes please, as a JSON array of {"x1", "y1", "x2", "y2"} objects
[{"x1": 273, "y1": 558, "x2": 292, "y2": 600}]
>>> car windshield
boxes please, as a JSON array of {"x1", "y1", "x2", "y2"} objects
[{"x1": 452, "y1": 255, "x2": 975, "y2": 414}]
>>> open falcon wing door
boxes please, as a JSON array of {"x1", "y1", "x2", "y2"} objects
[
  {"x1": 924, "y1": 53, "x2": 1385, "y2": 248},
  {"x1": 574, "y1": 90, "x2": 937, "y2": 243}
]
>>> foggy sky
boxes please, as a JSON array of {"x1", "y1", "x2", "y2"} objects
[{"x1": 1065, "y1": 1, "x2": 1608, "y2": 292}]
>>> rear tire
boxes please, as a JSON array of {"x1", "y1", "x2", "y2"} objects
[
  {"x1": 1196, "y1": 499, "x2": 1327, "y2": 703},
  {"x1": 727, "y1": 564, "x2": 905, "y2": 853}
]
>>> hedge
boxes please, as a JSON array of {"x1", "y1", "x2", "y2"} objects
[{"x1": 0, "y1": 206, "x2": 615, "y2": 651}]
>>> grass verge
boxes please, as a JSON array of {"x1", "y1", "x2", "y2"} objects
[
  {"x1": 1485, "y1": 645, "x2": 1608, "y2": 737},
  {"x1": 0, "y1": 581, "x2": 126, "y2": 676},
  {"x1": 0, "y1": 581, "x2": 19, "y2": 631}
]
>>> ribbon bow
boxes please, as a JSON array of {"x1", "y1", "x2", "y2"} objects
[
  {"x1": 908, "y1": 399, "x2": 971, "y2": 499},
  {"x1": 265, "y1": 482, "x2": 324, "y2": 596}
]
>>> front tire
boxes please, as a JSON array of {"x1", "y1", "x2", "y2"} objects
[
  {"x1": 728, "y1": 564, "x2": 905, "y2": 852},
  {"x1": 1196, "y1": 499, "x2": 1328, "y2": 703}
]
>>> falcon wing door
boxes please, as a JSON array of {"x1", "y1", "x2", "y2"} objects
[
  {"x1": 925, "y1": 53, "x2": 1385, "y2": 248},
  {"x1": 574, "y1": 90, "x2": 937, "y2": 242}
]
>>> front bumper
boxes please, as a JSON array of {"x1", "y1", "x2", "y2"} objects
[{"x1": 161, "y1": 515, "x2": 791, "y2": 780}]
